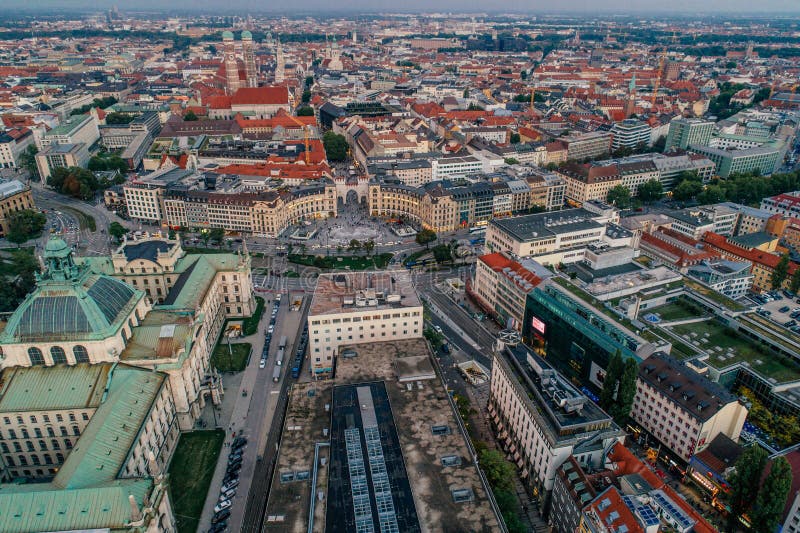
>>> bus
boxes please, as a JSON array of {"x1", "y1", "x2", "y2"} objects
[
  {"x1": 469, "y1": 226, "x2": 486, "y2": 235},
  {"x1": 272, "y1": 366, "x2": 281, "y2": 382},
  {"x1": 279, "y1": 336, "x2": 287, "y2": 350}
]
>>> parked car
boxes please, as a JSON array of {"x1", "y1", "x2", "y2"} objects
[
  {"x1": 220, "y1": 487, "x2": 236, "y2": 500},
  {"x1": 212, "y1": 509, "x2": 231, "y2": 524},
  {"x1": 214, "y1": 499, "x2": 232, "y2": 513},
  {"x1": 222, "y1": 479, "x2": 240, "y2": 492},
  {"x1": 440, "y1": 344, "x2": 450, "y2": 355},
  {"x1": 232, "y1": 437, "x2": 247, "y2": 449},
  {"x1": 259, "y1": 359, "x2": 266, "y2": 369},
  {"x1": 226, "y1": 463, "x2": 242, "y2": 474},
  {"x1": 780, "y1": 306, "x2": 791, "y2": 313},
  {"x1": 209, "y1": 522, "x2": 228, "y2": 533},
  {"x1": 268, "y1": 325, "x2": 274, "y2": 334}
]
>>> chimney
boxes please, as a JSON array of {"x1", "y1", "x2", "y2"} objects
[{"x1": 129, "y1": 494, "x2": 142, "y2": 522}]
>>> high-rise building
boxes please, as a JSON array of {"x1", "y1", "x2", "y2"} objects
[
  {"x1": 274, "y1": 37, "x2": 285, "y2": 83},
  {"x1": 241, "y1": 30, "x2": 257, "y2": 88},
  {"x1": 222, "y1": 31, "x2": 240, "y2": 95},
  {"x1": 664, "y1": 117, "x2": 714, "y2": 151}
]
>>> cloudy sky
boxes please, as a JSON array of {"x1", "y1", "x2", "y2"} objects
[{"x1": 14, "y1": 0, "x2": 800, "y2": 13}]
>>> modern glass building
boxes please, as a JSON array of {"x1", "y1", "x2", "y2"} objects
[{"x1": 521, "y1": 279, "x2": 655, "y2": 388}]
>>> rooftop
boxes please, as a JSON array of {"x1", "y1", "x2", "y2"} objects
[
  {"x1": 0, "y1": 364, "x2": 108, "y2": 413},
  {"x1": 309, "y1": 271, "x2": 421, "y2": 316},
  {"x1": 490, "y1": 208, "x2": 604, "y2": 243}
]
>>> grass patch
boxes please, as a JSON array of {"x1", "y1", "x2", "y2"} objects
[
  {"x1": 242, "y1": 296, "x2": 265, "y2": 336},
  {"x1": 169, "y1": 430, "x2": 225, "y2": 533},
  {"x1": 684, "y1": 279, "x2": 746, "y2": 312},
  {"x1": 211, "y1": 342, "x2": 251, "y2": 372},
  {"x1": 668, "y1": 319, "x2": 800, "y2": 382},
  {"x1": 288, "y1": 253, "x2": 393, "y2": 270},
  {"x1": 61, "y1": 206, "x2": 96, "y2": 232},
  {"x1": 284, "y1": 270, "x2": 300, "y2": 278},
  {"x1": 648, "y1": 297, "x2": 708, "y2": 322}
]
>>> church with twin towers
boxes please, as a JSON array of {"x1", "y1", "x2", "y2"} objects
[{"x1": 221, "y1": 30, "x2": 285, "y2": 94}]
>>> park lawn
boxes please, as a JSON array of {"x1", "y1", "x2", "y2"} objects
[
  {"x1": 210, "y1": 342, "x2": 251, "y2": 372},
  {"x1": 648, "y1": 299, "x2": 707, "y2": 322},
  {"x1": 242, "y1": 296, "x2": 265, "y2": 335},
  {"x1": 288, "y1": 253, "x2": 392, "y2": 270},
  {"x1": 168, "y1": 430, "x2": 225, "y2": 533}
]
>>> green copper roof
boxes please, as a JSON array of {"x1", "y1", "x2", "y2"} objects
[
  {"x1": 0, "y1": 364, "x2": 108, "y2": 412},
  {"x1": 241, "y1": 30, "x2": 252, "y2": 39},
  {"x1": 0, "y1": 478, "x2": 152, "y2": 533},
  {"x1": 222, "y1": 30, "x2": 234, "y2": 39},
  {"x1": 54, "y1": 364, "x2": 166, "y2": 489},
  {"x1": 0, "y1": 240, "x2": 144, "y2": 344}
]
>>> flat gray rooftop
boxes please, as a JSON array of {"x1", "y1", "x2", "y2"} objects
[{"x1": 490, "y1": 208, "x2": 603, "y2": 243}]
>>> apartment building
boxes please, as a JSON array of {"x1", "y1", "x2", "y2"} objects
[
  {"x1": 0, "y1": 179, "x2": 35, "y2": 238},
  {"x1": 703, "y1": 231, "x2": 799, "y2": 292},
  {"x1": 0, "y1": 127, "x2": 35, "y2": 168},
  {"x1": 664, "y1": 118, "x2": 715, "y2": 151},
  {"x1": 368, "y1": 159, "x2": 433, "y2": 187},
  {"x1": 0, "y1": 363, "x2": 176, "y2": 532},
  {"x1": 668, "y1": 204, "x2": 739, "y2": 239},
  {"x1": 486, "y1": 208, "x2": 619, "y2": 265},
  {"x1": 761, "y1": 192, "x2": 800, "y2": 218},
  {"x1": 632, "y1": 352, "x2": 748, "y2": 462},
  {"x1": 307, "y1": 271, "x2": 423, "y2": 376},
  {"x1": 488, "y1": 342, "x2": 624, "y2": 510},
  {"x1": 559, "y1": 162, "x2": 621, "y2": 205},
  {"x1": 432, "y1": 154, "x2": 483, "y2": 179},
  {"x1": 472, "y1": 253, "x2": 545, "y2": 331}
]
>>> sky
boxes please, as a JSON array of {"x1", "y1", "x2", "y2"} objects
[{"x1": 14, "y1": 0, "x2": 800, "y2": 14}]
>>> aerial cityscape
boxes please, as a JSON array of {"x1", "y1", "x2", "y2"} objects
[{"x1": 1, "y1": 4, "x2": 800, "y2": 533}]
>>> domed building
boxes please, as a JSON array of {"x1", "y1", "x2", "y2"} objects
[{"x1": 0, "y1": 237, "x2": 150, "y2": 367}]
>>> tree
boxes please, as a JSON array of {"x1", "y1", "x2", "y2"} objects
[
  {"x1": 301, "y1": 89, "x2": 311, "y2": 103},
  {"x1": 611, "y1": 358, "x2": 639, "y2": 422},
  {"x1": 751, "y1": 457, "x2": 794, "y2": 533},
  {"x1": 599, "y1": 350, "x2": 624, "y2": 410},
  {"x1": 509, "y1": 132, "x2": 521, "y2": 144},
  {"x1": 790, "y1": 267, "x2": 800, "y2": 294},
  {"x1": 463, "y1": 88, "x2": 469, "y2": 98},
  {"x1": 362, "y1": 239, "x2": 375, "y2": 256},
  {"x1": 209, "y1": 227, "x2": 225, "y2": 246},
  {"x1": 105, "y1": 112, "x2": 134, "y2": 125},
  {"x1": 47, "y1": 166, "x2": 101, "y2": 200},
  {"x1": 467, "y1": 102, "x2": 484, "y2": 111},
  {"x1": 606, "y1": 185, "x2": 631, "y2": 209},
  {"x1": 207, "y1": 44, "x2": 217, "y2": 55},
  {"x1": 504, "y1": 157, "x2": 519, "y2": 165},
  {"x1": 6, "y1": 209, "x2": 47, "y2": 245},
  {"x1": 432, "y1": 244, "x2": 452, "y2": 263},
  {"x1": 304, "y1": 75, "x2": 314, "y2": 87},
  {"x1": 296, "y1": 106, "x2": 314, "y2": 116},
  {"x1": 183, "y1": 110, "x2": 198, "y2": 121},
  {"x1": 771, "y1": 254, "x2": 791, "y2": 290},
  {"x1": 322, "y1": 131, "x2": 349, "y2": 161},
  {"x1": 697, "y1": 185, "x2": 726, "y2": 205},
  {"x1": 200, "y1": 230, "x2": 212, "y2": 247},
  {"x1": 637, "y1": 179, "x2": 663, "y2": 203},
  {"x1": 478, "y1": 448, "x2": 516, "y2": 493},
  {"x1": 415, "y1": 228, "x2": 437, "y2": 248},
  {"x1": 727, "y1": 445, "x2": 769, "y2": 533},
  {"x1": 108, "y1": 222, "x2": 128, "y2": 242},
  {"x1": 348, "y1": 239, "x2": 361, "y2": 253},
  {"x1": 18, "y1": 145, "x2": 39, "y2": 180},
  {"x1": 672, "y1": 179, "x2": 703, "y2": 201}
]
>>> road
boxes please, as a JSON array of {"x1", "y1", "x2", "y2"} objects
[{"x1": 196, "y1": 293, "x2": 309, "y2": 533}]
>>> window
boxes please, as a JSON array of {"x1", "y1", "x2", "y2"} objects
[
  {"x1": 73, "y1": 345, "x2": 90, "y2": 363},
  {"x1": 28, "y1": 347, "x2": 44, "y2": 366},
  {"x1": 50, "y1": 346, "x2": 67, "y2": 365}
]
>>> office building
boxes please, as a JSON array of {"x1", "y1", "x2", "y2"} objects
[
  {"x1": 0, "y1": 179, "x2": 35, "y2": 238},
  {"x1": 0, "y1": 127, "x2": 35, "y2": 169},
  {"x1": 690, "y1": 141, "x2": 784, "y2": 178},
  {"x1": 664, "y1": 118, "x2": 714, "y2": 151},
  {"x1": 632, "y1": 352, "x2": 749, "y2": 462},
  {"x1": 471, "y1": 253, "x2": 546, "y2": 331},
  {"x1": 35, "y1": 143, "x2": 91, "y2": 181},
  {"x1": 488, "y1": 342, "x2": 625, "y2": 510},
  {"x1": 561, "y1": 131, "x2": 613, "y2": 161},
  {"x1": 610, "y1": 119, "x2": 652, "y2": 151},
  {"x1": 307, "y1": 271, "x2": 423, "y2": 376},
  {"x1": 686, "y1": 259, "x2": 753, "y2": 299},
  {"x1": 39, "y1": 114, "x2": 100, "y2": 150},
  {"x1": 761, "y1": 192, "x2": 800, "y2": 218}
]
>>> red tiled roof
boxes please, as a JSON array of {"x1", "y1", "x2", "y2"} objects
[
  {"x1": 702, "y1": 232, "x2": 798, "y2": 275},
  {"x1": 230, "y1": 86, "x2": 289, "y2": 106},
  {"x1": 478, "y1": 253, "x2": 542, "y2": 287}
]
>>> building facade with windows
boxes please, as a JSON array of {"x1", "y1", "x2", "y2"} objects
[
  {"x1": 307, "y1": 272, "x2": 423, "y2": 376},
  {"x1": 0, "y1": 179, "x2": 35, "y2": 238}
]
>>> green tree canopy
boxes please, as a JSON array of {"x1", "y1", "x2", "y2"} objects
[
  {"x1": 637, "y1": 179, "x2": 664, "y2": 203},
  {"x1": 47, "y1": 167, "x2": 102, "y2": 200},
  {"x1": 362, "y1": 239, "x2": 375, "y2": 256},
  {"x1": 18, "y1": 145, "x2": 39, "y2": 180},
  {"x1": 105, "y1": 112, "x2": 134, "y2": 125},
  {"x1": 771, "y1": 254, "x2": 791, "y2": 290},
  {"x1": 108, "y1": 222, "x2": 128, "y2": 242},
  {"x1": 509, "y1": 132, "x2": 521, "y2": 144},
  {"x1": 790, "y1": 267, "x2": 800, "y2": 294},
  {"x1": 606, "y1": 185, "x2": 632, "y2": 209},
  {"x1": 727, "y1": 445, "x2": 769, "y2": 532},
  {"x1": 183, "y1": 110, "x2": 199, "y2": 121},
  {"x1": 415, "y1": 228, "x2": 437, "y2": 248},
  {"x1": 6, "y1": 209, "x2": 47, "y2": 245},
  {"x1": 671, "y1": 179, "x2": 703, "y2": 201},
  {"x1": 322, "y1": 131, "x2": 349, "y2": 161},
  {"x1": 209, "y1": 227, "x2": 225, "y2": 245},
  {"x1": 301, "y1": 90, "x2": 311, "y2": 103},
  {"x1": 611, "y1": 358, "x2": 639, "y2": 422},
  {"x1": 432, "y1": 244, "x2": 453, "y2": 263},
  {"x1": 296, "y1": 106, "x2": 314, "y2": 117},
  {"x1": 600, "y1": 350, "x2": 624, "y2": 410},
  {"x1": 751, "y1": 456, "x2": 794, "y2": 533}
]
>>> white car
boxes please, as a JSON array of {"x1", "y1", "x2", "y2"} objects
[
  {"x1": 259, "y1": 359, "x2": 266, "y2": 369},
  {"x1": 222, "y1": 479, "x2": 240, "y2": 492},
  {"x1": 214, "y1": 500, "x2": 232, "y2": 513},
  {"x1": 268, "y1": 325, "x2": 274, "y2": 334},
  {"x1": 220, "y1": 488, "x2": 236, "y2": 500}
]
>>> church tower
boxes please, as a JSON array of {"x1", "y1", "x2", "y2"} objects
[
  {"x1": 242, "y1": 31, "x2": 257, "y2": 88},
  {"x1": 223, "y1": 31, "x2": 240, "y2": 95},
  {"x1": 275, "y1": 37, "x2": 285, "y2": 83},
  {"x1": 624, "y1": 73, "x2": 637, "y2": 118}
]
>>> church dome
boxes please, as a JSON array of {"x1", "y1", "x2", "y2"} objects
[
  {"x1": 241, "y1": 30, "x2": 252, "y2": 40},
  {"x1": 222, "y1": 31, "x2": 234, "y2": 40}
]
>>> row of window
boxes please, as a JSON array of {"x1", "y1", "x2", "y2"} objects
[
  {"x1": 1, "y1": 424, "x2": 82, "y2": 439},
  {"x1": 4, "y1": 452, "x2": 65, "y2": 467},
  {"x1": 1, "y1": 436, "x2": 74, "y2": 453},
  {"x1": 27, "y1": 345, "x2": 89, "y2": 366}
]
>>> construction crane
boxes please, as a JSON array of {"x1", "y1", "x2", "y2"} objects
[{"x1": 289, "y1": 114, "x2": 312, "y2": 164}]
